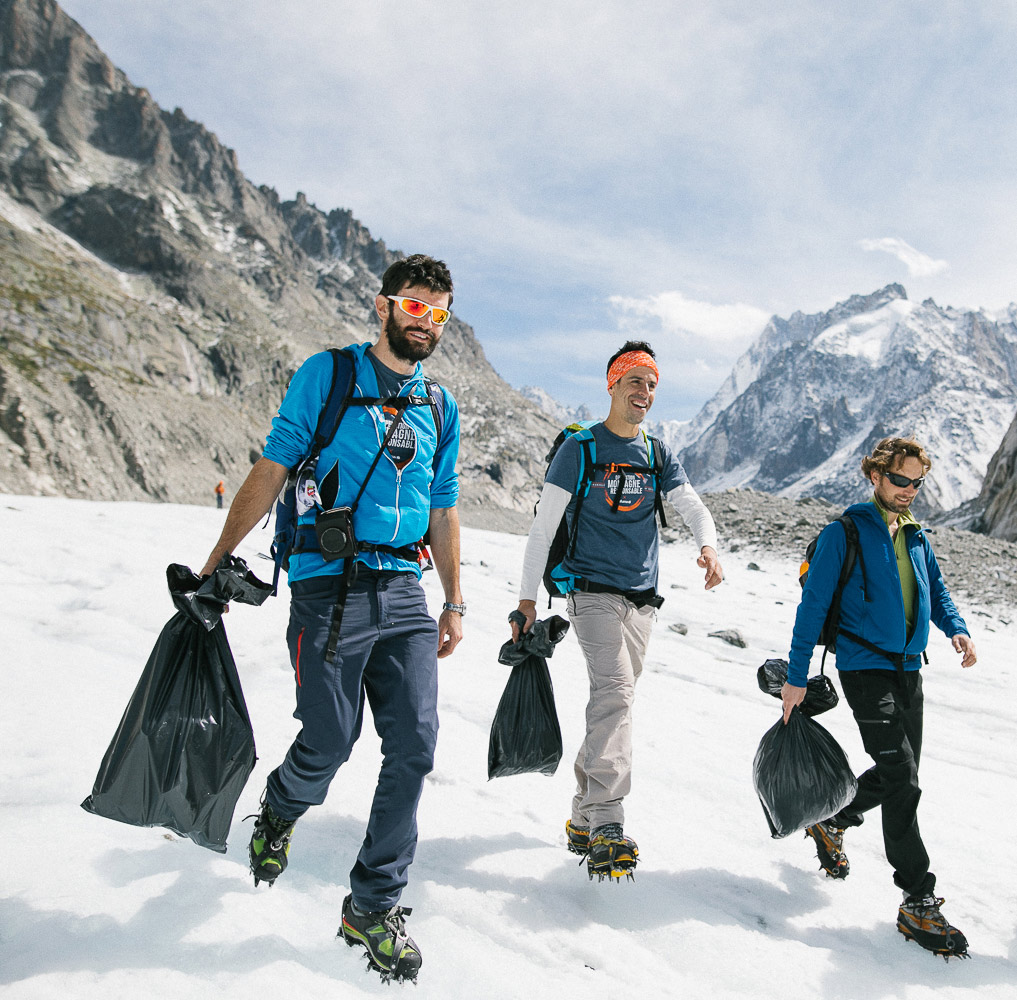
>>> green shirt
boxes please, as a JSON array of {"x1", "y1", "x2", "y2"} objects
[{"x1": 871, "y1": 495, "x2": 919, "y2": 637}]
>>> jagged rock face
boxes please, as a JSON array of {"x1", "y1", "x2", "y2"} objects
[
  {"x1": 975, "y1": 410, "x2": 1017, "y2": 540},
  {"x1": 677, "y1": 286, "x2": 1017, "y2": 514},
  {"x1": 0, "y1": 0, "x2": 557, "y2": 520}
]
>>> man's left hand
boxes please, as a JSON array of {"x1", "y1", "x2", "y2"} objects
[
  {"x1": 437, "y1": 608, "x2": 463, "y2": 658},
  {"x1": 952, "y1": 633, "x2": 976, "y2": 668},
  {"x1": 698, "y1": 546, "x2": 724, "y2": 590}
]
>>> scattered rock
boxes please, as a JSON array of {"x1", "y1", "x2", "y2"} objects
[
  {"x1": 668, "y1": 623, "x2": 689, "y2": 635},
  {"x1": 687, "y1": 490, "x2": 1017, "y2": 613},
  {"x1": 708, "y1": 628, "x2": 747, "y2": 648}
]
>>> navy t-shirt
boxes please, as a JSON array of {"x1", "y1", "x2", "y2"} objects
[
  {"x1": 546, "y1": 423, "x2": 688, "y2": 592},
  {"x1": 368, "y1": 351, "x2": 420, "y2": 472}
]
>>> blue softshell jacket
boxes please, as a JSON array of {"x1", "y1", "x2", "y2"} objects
[
  {"x1": 263, "y1": 343, "x2": 460, "y2": 583},
  {"x1": 787, "y1": 501, "x2": 968, "y2": 687}
]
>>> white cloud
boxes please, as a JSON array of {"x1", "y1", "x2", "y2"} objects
[
  {"x1": 55, "y1": 0, "x2": 1017, "y2": 419},
  {"x1": 608, "y1": 291, "x2": 770, "y2": 343},
  {"x1": 859, "y1": 237, "x2": 949, "y2": 277}
]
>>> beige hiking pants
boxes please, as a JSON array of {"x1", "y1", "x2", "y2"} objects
[{"x1": 567, "y1": 591, "x2": 656, "y2": 831}]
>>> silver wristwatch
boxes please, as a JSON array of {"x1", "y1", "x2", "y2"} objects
[{"x1": 442, "y1": 601, "x2": 467, "y2": 616}]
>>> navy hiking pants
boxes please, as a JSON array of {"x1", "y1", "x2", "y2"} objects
[
  {"x1": 831, "y1": 668, "x2": 934, "y2": 898},
  {"x1": 265, "y1": 570, "x2": 439, "y2": 911}
]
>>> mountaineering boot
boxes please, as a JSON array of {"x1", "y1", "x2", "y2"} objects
[
  {"x1": 340, "y1": 893, "x2": 423, "y2": 982},
  {"x1": 897, "y1": 893, "x2": 969, "y2": 959},
  {"x1": 587, "y1": 823, "x2": 638, "y2": 882},
  {"x1": 566, "y1": 819, "x2": 590, "y2": 856},
  {"x1": 248, "y1": 796, "x2": 297, "y2": 887},
  {"x1": 804, "y1": 820, "x2": 850, "y2": 879}
]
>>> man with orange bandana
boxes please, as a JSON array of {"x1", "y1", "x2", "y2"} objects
[{"x1": 512, "y1": 340, "x2": 723, "y2": 881}]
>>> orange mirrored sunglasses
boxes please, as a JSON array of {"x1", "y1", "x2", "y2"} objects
[{"x1": 386, "y1": 295, "x2": 451, "y2": 325}]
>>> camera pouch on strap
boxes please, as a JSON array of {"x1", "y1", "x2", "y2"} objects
[
  {"x1": 315, "y1": 506, "x2": 357, "y2": 561},
  {"x1": 322, "y1": 399, "x2": 413, "y2": 662}
]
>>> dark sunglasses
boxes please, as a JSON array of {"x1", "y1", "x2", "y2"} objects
[{"x1": 884, "y1": 471, "x2": 925, "y2": 490}]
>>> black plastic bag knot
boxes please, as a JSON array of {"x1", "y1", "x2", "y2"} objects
[
  {"x1": 756, "y1": 657, "x2": 839, "y2": 717},
  {"x1": 168, "y1": 554, "x2": 274, "y2": 630},
  {"x1": 498, "y1": 614, "x2": 570, "y2": 665}
]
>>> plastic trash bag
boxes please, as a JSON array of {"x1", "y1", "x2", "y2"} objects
[
  {"x1": 752, "y1": 708, "x2": 858, "y2": 839},
  {"x1": 756, "y1": 657, "x2": 839, "y2": 717},
  {"x1": 81, "y1": 556, "x2": 273, "y2": 852},
  {"x1": 488, "y1": 615, "x2": 569, "y2": 778}
]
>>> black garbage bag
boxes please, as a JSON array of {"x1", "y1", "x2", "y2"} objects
[
  {"x1": 488, "y1": 614, "x2": 570, "y2": 779},
  {"x1": 81, "y1": 556, "x2": 273, "y2": 852},
  {"x1": 756, "y1": 657, "x2": 839, "y2": 717},
  {"x1": 752, "y1": 708, "x2": 858, "y2": 839}
]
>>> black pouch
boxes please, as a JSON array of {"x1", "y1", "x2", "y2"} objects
[
  {"x1": 629, "y1": 588, "x2": 664, "y2": 610},
  {"x1": 315, "y1": 506, "x2": 357, "y2": 561},
  {"x1": 752, "y1": 708, "x2": 858, "y2": 839}
]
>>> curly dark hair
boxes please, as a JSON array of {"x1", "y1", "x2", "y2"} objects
[
  {"x1": 380, "y1": 254, "x2": 454, "y2": 306},
  {"x1": 861, "y1": 436, "x2": 932, "y2": 479},
  {"x1": 606, "y1": 340, "x2": 656, "y2": 377}
]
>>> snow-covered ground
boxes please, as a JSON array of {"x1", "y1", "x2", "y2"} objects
[{"x1": 2, "y1": 495, "x2": 1015, "y2": 999}]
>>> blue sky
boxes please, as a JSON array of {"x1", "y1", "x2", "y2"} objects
[{"x1": 59, "y1": 1, "x2": 1017, "y2": 420}]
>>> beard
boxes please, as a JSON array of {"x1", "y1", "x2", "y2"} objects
[
  {"x1": 384, "y1": 310, "x2": 438, "y2": 363},
  {"x1": 875, "y1": 482, "x2": 914, "y2": 514}
]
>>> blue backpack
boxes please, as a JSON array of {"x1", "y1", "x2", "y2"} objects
[
  {"x1": 541, "y1": 421, "x2": 667, "y2": 599},
  {"x1": 269, "y1": 347, "x2": 445, "y2": 593}
]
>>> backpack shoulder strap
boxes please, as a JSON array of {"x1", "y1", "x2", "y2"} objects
[
  {"x1": 573, "y1": 427, "x2": 597, "y2": 490},
  {"x1": 834, "y1": 513, "x2": 864, "y2": 594},
  {"x1": 424, "y1": 377, "x2": 445, "y2": 438},
  {"x1": 647, "y1": 433, "x2": 668, "y2": 528},
  {"x1": 424, "y1": 378, "x2": 446, "y2": 470},
  {"x1": 817, "y1": 512, "x2": 866, "y2": 672},
  {"x1": 310, "y1": 347, "x2": 357, "y2": 458},
  {"x1": 565, "y1": 430, "x2": 597, "y2": 559}
]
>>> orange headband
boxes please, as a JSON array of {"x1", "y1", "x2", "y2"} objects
[{"x1": 607, "y1": 351, "x2": 659, "y2": 389}]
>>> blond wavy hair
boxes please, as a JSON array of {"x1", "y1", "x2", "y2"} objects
[{"x1": 861, "y1": 436, "x2": 932, "y2": 479}]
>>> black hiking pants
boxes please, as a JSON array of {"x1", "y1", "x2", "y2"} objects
[{"x1": 831, "y1": 668, "x2": 935, "y2": 899}]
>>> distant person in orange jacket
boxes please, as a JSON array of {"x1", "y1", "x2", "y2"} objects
[{"x1": 215, "y1": 480, "x2": 225, "y2": 509}]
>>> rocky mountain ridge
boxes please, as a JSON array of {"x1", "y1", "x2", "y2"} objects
[
  {"x1": 674, "y1": 284, "x2": 1017, "y2": 517},
  {"x1": 0, "y1": 0, "x2": 557, "y2": 522},
  {"x1": 972, "y1": 409, "x2": 1017, "y2": 541},
  {"x1": 7, "y1": 0, "x2": 1017, "y2": 557}
]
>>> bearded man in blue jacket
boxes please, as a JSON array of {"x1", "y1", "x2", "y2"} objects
[
  {"x1": 781, "y1": 436, "x2": 976, "y2": 959},
  {"x1": 199, "y1": 254, "x2": 463, "y2": 982}
]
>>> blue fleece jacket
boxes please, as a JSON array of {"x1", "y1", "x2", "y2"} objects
[
  {"x1": 787, "y1": 501, "x2": 968, "y2": 687},
  {"x1": 263, "y1": 343, "x2": 460, "y2": 582}
]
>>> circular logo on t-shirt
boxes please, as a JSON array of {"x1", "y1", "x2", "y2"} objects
[{"x1": 601, "y1": 466, "x2": 650, "y2": 512}]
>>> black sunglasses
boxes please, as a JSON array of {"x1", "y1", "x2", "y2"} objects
[{"x1": 884, "y1": 471, "x2": 925, "y2": 490}]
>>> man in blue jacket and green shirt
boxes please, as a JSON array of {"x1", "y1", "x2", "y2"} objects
[
  {"x1": 199, "y1": 255, "x2": 464, "y2": 983},
  {"x1": 782, "y1": 435, "x2": 976, "y2": 959}
]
